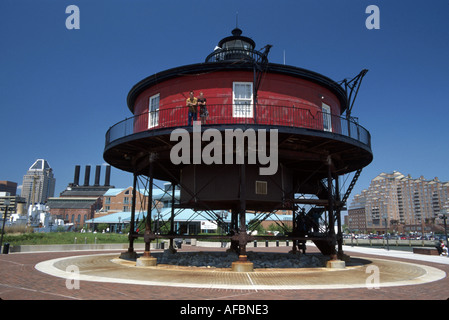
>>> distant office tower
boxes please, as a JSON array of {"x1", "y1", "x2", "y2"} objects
[{"x1": 21, "y1": 159, "x2": 56, "y2": 207}]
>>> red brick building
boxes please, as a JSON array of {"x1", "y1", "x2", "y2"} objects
[
  {"x1": 46, "y1": 165, "x2": 113, "y2": 229},
  {"x1": 47, "y1": 197, "x2": 103, "y2": 228}
]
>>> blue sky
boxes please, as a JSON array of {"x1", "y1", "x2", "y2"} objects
[{"x1": 1, "y1": 0, "x2": 448, "y2": 211}]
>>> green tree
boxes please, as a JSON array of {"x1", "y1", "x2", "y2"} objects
[{"x1": 97, "y1": 223, "x2": 109, "y2": 232}]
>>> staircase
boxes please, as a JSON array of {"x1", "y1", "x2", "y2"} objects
[
  {"x1": 302, "y1": 170, "x2": 362, "y2": 256},
  {"x1": 303, "y1": 207, "x2": 336, "y2": 255}
]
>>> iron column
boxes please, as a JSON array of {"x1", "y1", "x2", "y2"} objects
[
  {"x1": 327, "y1": 156, "x2": 337, "y2": 259},
  {"x1": 143, "y1": 160, "x2": 155, "y2": 257}
]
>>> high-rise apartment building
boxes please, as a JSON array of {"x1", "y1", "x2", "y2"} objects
[
  {"x1": 348, "y1": 171, "x2": 449, "y2": 233},
  {"x1": 21, "y1": 159, "x2": 56, "y2": 207}
]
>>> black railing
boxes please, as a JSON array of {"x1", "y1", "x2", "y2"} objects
[
  {"x1": 105, "y1": 104, "x2": 371, "y2": 149},
  {"x1": 205, "y1": 48, "x2": 265, "y2": 63}
]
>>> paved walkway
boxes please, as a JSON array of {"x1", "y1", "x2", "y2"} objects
[
  {"x1": 0, "y1": 244, "x2": 448, "y2": 301},
  {"x1": 342, "y1": 244, "x2": 449, "y2": 265}
]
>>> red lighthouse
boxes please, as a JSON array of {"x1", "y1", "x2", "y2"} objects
[{"x1": 104, "y1": 28, "x2": 372, "y2": 269}]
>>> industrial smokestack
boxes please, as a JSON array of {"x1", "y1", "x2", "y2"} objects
[
  {"x1": 84, "y1": 165, "x2": 91, "y2": 186},
  {"x1": 94, "y1": 165, "x2": 101, "y2": 186},
  {"x1": 74, "y1": 165, "x2": 80, "y2": 186},
  {"x1": 104, "y1": 165, "x2": 111, "y2": 186}
]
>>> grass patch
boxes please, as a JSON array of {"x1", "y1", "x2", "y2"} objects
[{"x1": 1, "y1": 232, "x2": 134, "y2": 246}]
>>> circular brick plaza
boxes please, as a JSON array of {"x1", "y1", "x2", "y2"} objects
[{"x1": 1, "y1": 245, "x2": 448, "y2": 300}]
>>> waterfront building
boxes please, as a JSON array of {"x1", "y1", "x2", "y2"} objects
[
  {"x1": 346, "y1": 190, "x2": 367, "y2": 232},
  {"x1": 348, "y1": 171, "x2": 449, "y2": 234}
]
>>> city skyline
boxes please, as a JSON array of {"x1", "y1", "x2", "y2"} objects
[{"x1": 1, "y1": 1, "x2": 448, "y2": 209}]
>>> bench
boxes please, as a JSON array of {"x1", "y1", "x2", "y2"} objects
[{"x1": 412, "y1": 247, "x2": 440, "y2": 256}]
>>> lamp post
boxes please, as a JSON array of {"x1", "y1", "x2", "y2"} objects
[
  {"x1": 349, "y1": 218, "x2": 354, "y2": 247},
  {"x1": 383, "y1": 214, "x2": 389, "y2": 251},
  {"x1": 0, "y1": 199, "x2": 10, "y2": 254},
  {"x1": 439, "y1": 210, "x2": 448, "y2": 249},
  {"x1": 118, "y1": 216, "x2": 121, "y2": 233}
]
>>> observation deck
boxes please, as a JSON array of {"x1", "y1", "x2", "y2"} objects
[{"x1": 104, "y1": 101, "x2": 372, "y2": 182}]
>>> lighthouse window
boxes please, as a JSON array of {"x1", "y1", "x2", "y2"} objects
[
  {"x1": 322, "y1": 103, "x2": 332, "y2": 132},
  {"x1": 233, "y1": 82, "x2": 253, "y2": 118},
  {"x1": 148, "y1": 93, "x2": 160, "y2": 128}
]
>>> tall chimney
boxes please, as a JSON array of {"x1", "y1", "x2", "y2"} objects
[
  {"x1": 94, "y1": 165, "x2": 101, "y2": 186},
  {"x1": 74, "y1": 165, "x2": 80, "y2": 186},
  {"x1": 104, "y1": 165, "x2": 111, "y2": 186},
  {"x1": 84, "y1": 165, "x2": 91, "y2": 186}
]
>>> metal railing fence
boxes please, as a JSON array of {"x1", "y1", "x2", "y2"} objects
[{"x1": 106, "y1": 104, "x2": 371, "y2": 148}]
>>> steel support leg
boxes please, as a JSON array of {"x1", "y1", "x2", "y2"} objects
[
  {"x1": 120, "y1": 173, "x2": 138, "y2": 260},
  {"x1": 238, "y1": 163, "x2": 247, "y2": 260},
  {"x1": 129, "y1": 173, "x2": 137, "y2": 253},
  {"x1": 327, "y1": 156, "x2": 337, "y2": 260},
  {"x1": 136, "y1": 158, "x2": 157, "y2": 266},
  {"x1": 169, "y1": 181, "x2": 176, "y2": 253},
  {"x1": 289, "y1": 206, "x2": 298, "y2": 254},
  {"x1": 143, "y1": 160, "x2": 156, "y2": 258},
  {"x1": 335, "y1": 175, "x2": 343, "y2": 257},
  {"x1": 231, "y1": 164, "x2": 254, "y2": 271},
  {"x1": 229, "y1": 208, "x2": 239, "y2": 253}
]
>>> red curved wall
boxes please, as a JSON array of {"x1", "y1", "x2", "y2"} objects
[{"x1": 132, "y1": 70, "x2": 342, "y2": 133}]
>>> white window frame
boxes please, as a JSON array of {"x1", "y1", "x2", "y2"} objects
[
  {"x1": 148, "y1": 93, "x2": 160, "y2": 128},
  {"x1": 322, "y1": 102, "x2": 332, "y2": 132},
  {"x1": 232, "y1": 82, "x2": 253, "y2": 118}
]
